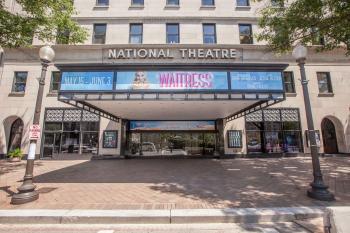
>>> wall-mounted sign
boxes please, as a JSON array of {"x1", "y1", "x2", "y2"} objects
[
  {"x1": 230, "y1": 71, "x2": 283, "y2": 91},
  {"x1": 108, "y1": 48, "x2": 237, "y2": 60},
  {"x1": 130, "y1": 121, "x2": 216, "y2": 131},
  {"x1": 61, "y1": 72, "x2": 114, "y2": 91},
  {"x1": 103, "y1": 130, "x2": 118, "y2": 148},
  {"x1": 116, "y1": 71, "x2": 228, "y2": 90}
]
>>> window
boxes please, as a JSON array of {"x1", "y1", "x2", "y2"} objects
[
  {"x1": 129, "y1": 24, "x2": 143, "y2": 44},
  {"x1": 227, "y1": 130, "x2": 242, "y2": 148},
  {"x1": 12, "y1": 72, "x2": 27, "y2": 93},
  {"x1": 131, "y1": 0, "x2": 144, "y2": 5},
  {"x1": 92, "y1": 24, "x2": 107, "y2": 44},
  {"x1": 311, "y1": 27, "x2": 325, "y2": 45},
  {"x1": 50, "y1": 72, "x2": 61, "y2": 93},
  {"x1": 237, "y1": 0, "x2": 249, "y2": 7},
  {"x1": 96, "y1": 0, "x2": 109, "y2": 6},
  {"x1": 203, "y1": 24, "x2": 216, "y2": 44},
  {"x1": 202, "y1": 0, "x2": 214, "y2": 6},
  {"x1": 167, "y1": 0, "x2": 179, "y2": 5},
  {"x1": 166, "y1": 24, "x2": 179, "y2": 44},
  {"x1": 239, "y1": 24, "x2": 253, "y2": 44},
  {"x1": 271, "y1": 0, "x2": 284, "y2": 7},
  {"x1": 283, "y1": 71, "x2": 295, "y2": 93},
  {"x1": 317, "y1": 72, "x2": 333, "y2": 93},
  {"x1": 56, "y1": 28, "x2": 70, "y2": 44}
]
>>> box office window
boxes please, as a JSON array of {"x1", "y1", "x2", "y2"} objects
[
  {"x1": 203, "y1": 24, "x2": 216, "y2": 44},
  {"x1": 239, "y1": 24, "x2": 253, "y2": 44},
  {"x1": 12, "y1": 72, "x2": 28, "y2": 93},
  {"x1": 130, "y1": 24, "x2": 143, "y2": 44},
  {"x1": 227, "y1": 130, "x2": 242, "y2": 148},
  {"x1": 245, "y1": 109, "x2": 302, "y2": 154},
  {"x1": 166, "y1": 23, "x2": 179, "y2": 44},
  {"x1": 283, "y1": 71, "x2": 295, "y2": 93},
  {"x1": 93, "y1": 24, "x2": 107, "y2": 44},
  {"x1": 317, "y1": 72, "x2": 333, "y2": 94}
]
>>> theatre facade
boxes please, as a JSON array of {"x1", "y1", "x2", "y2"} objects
[{"x1": 0, "y1": 44, "x2": 349, "y2": 159}]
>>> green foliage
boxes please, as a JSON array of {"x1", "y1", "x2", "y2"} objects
[
  {"x1": 8, "y1": 148, "x2": 23, "y2": 158},
  {"x1": 0, "y1": 0, "x2": 88, "y2": 47},
  {"x1": 256, "y1": 0, "x2": 350, "y2": 55}
]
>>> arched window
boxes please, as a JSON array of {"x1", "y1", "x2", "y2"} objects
[{"x1": 8, "y1": 118, "x2": 24, "y2": 152}]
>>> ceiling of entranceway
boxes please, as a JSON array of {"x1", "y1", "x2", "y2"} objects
[{"x1": 85, "y1": 100, "x2": 259, "y2": 120}]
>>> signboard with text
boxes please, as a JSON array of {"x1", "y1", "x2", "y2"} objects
[
  {"x1": 29, "y1": 125, "x2": 41, "y2": 140},
  {"x1": 130, "y1": 121, "x2": 216, "y2": 131},
  {"x1": 116, "y1": 71, "x2": 228, "y2": 90},
  {"x1": 61, "y1": 72, "x2": 114, "y2": 91},
  {"x1": 230, "y1": 71, "x2": 284, "y2": 91}
]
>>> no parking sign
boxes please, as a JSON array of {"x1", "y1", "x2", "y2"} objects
[{"x1": 29, "y1": 125, "x2": 41, "y2": 140}]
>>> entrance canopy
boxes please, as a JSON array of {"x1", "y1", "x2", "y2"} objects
[{"x1": 57, "y1": 66, "x2": 287, "y2": 122}]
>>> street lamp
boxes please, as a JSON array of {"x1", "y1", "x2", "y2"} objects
[
  {"x1": 11, "y1": 45, "x2": 55, "y2": 204},
  {"x1": 292, "y1": 44, "x2": 334, "y2": 201}
]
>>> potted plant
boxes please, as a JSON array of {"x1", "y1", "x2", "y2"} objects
[{"x1": 8, "y1": 148, "x2": 24, "y2": 162}]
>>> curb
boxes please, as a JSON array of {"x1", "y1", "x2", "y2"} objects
[{"x1": 0, "y1": 207, "x2": 325, "y2": 224}]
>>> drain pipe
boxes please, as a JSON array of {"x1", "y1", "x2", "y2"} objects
[{"x1": 0, "y1": 46, "x2": 4, "y2": 86}]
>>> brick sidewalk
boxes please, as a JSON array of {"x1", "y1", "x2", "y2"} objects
[{"x1": 0, "y1": 157, "x2": 349, "y2": 209}]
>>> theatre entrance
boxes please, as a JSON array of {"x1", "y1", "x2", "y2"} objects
[{"x1": 126, "y1": 120, "x2": 218, "y2": 157}]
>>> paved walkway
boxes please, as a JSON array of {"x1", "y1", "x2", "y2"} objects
[{"x1": 0, "y1": 157, "x2": 349, "y2": 209}]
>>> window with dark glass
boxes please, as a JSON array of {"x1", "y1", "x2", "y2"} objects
[
  {"x1": 271, "y1": 0, "x2": 284, "y2": 7},
  {"x1": 96, "y1": 0, "x2": 109, "y2": 6},
  {"x1": 311, "y1": 27, "x2": 325, "y2": 45},
  {"x1": 167, "y1": 0, "x2": 179, "y2": 5},
  {"x1": 166, "y1": 24, "x2": 179, "y2": 44},
  {"x1": 131, "y1": 0, "x2": 144, "y2": 5},
  {"x1": 203, "y1": 24, "x2": 216, "y2": 44},
  {"x1": 239, "y1": 24, "x2": 253, "y2": 44},
  {"x1": 237, "y1": 0, "x2": 249, "y2": 6},
  {"x1": 92, "y1": 24, "x2": 107, "y2": 44},
  {"x1": 317, "y1": 72, "x2": 333, "y2": 93},
  {"x1": 56, "y1": 28, "x2": 70, "y2": 44},
  {"x1": 202, "y1": 0, "x2": 214, "y2": 6},
  {"x1": 129, "y1": 24, "x2": 143, "y2": 44},
  {"x1": 12, "y1": 72, "x2": 27, "y2": 93},
  {"x1": 283, "y1": 71, "x2": 295, "y2": 93},
  {"x1": 227, "y1": 130, "x2": 242, "y2": 148},
  {"x1": 50, "y1": 72, "x2": 61, "y2": 93}
]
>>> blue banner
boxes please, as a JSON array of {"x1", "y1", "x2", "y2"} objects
[
  {"x1": 61, "y1": 72, "x2": 114, "y2": 91},
  {"x1": 116, "y1": 71, "x2": 228, "y2": 90},
  {"x1": 230, "y1": 71, "x2": 284, "y2": 91},
  {"x1": 130, "y1": 121, "x2": 216, "y2": 131}
]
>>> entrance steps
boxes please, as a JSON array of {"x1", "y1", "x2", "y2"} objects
[{"x1": 0, "y1": 207, "x2": 325, "y2": 224}]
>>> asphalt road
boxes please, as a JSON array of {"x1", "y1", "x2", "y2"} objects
[{"x1": 0, "y1": 223, "x2": 312, "y2": 233}]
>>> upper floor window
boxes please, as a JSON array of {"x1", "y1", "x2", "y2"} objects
[
  {"x1": 96, "y1": 0, "x2": 109, "y2": 6},
  {"x1": 130, "y1": 24, "x2": 143, "y2": 44},
  {"x1": 131, "y1": 0, "x2": 144, "y2": 5},
  {"x1": 167, "y1": 0, "x2": 179, "y2": 5},
  {"x1": 50, "y1": 72, "x2": 61, "y2": 93},
  {"x1": 56, "y1": 28, "x2": 70, "y2": 44},
  {"x1": 166, "y1": 23, "x2": 179, "y2": 44},
  {"x1": 203, "y1": 24, "x2": 216, "y2": 44},
  {"x1": 12, "y1": 72, "x2": 27, "y2": 93},
  {"x1": 283, "y1": 71, "x2": 295, "y2": 93},
  {"x1": 239, "y1": 24, "x2": 253, "y2": 44},
  {"x1": 237, "y1": 0, "x2": 250, "y2": 7},
  {"x1": 317, "y1": 72, "x2": 333, "y2": 94},
  {"x1": 271, "y1": 0, "x2": 284, "y2": 7},
  {"x1": 202, "y1": 0, "x2": 214, "y2": 6},
  {"x1": 311, "y1": 27, "x2": 325, "y2": 46},
  {"x1": 92, "y1": 24, "x2": 107, "y2": 44}
]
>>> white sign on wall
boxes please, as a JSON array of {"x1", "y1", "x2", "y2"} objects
[{"x1": 29, "y1": 125, "x2": 41, "y2": 140}]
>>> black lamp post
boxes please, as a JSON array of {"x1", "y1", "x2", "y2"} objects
[
  {"x1": 11, "y1": 45, "x2": 55, "y2": 204},
  {"x1": 292, "y1": 44, "x2": 334, "y2": 201}
]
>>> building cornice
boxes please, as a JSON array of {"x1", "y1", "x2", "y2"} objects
[{"x1": 72, "y1": 16, "x2": 259, "y2": 22}]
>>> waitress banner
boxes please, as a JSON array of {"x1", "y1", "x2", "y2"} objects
[
  {"x1": 230, "y1": 71, "x2": 284, "y2": 91},
  {"x1": 116, "y1": 71, "x2": 228, "y2": 90}
]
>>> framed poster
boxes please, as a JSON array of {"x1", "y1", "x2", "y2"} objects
[
  {"x1": 103, "y1": 130, "x2": 118, "y2": 148},
  {"x1": 227, "y1": 130, "x2": 242, "y2": 148}
]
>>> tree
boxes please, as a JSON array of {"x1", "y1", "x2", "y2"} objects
[
  {"x1": 256, "y1": 0, "x2": 350, "y2": 55},
  {"x1": 0, "y1": 0, "x2": 88, "y2": 47}
]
